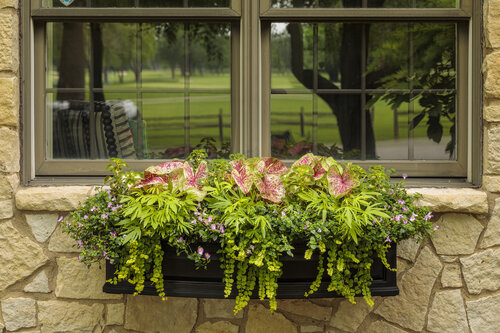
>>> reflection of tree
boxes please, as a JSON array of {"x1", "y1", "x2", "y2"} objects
[{"x1": 57, "y1": 23, "x2": 86, "y2": 101}]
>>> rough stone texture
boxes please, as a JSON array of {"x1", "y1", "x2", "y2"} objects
[
  {"x1": 484, "y1": 99, "x2": 500, "y2": 122},
  {"x1": 483, "y1": 175, "x2": 500, "y2": 192},
  {"x1": 0, "y1": 76, "x2": 18, "y2": 127},
  {"x1": 1, "y1": 298, "x2": 36, "y2": 331},
  {"x1": 407, "y1": 188, "x2": 488, "y2": 213},
  {"x1": 427, "y1": 290, "x2": 468, "y2": 333},
  {"x1": 431, "y1": 214, "x2": 483, "y2": 255},
  {"x1": 0, "y1": 221, "x2": 48, "y2": 292},
  {"x1": 195, "y1": 321, "x2": 239, "y2": 333},
  {"x1": 0, "y1": 11, "x2": 18, "y2": 72},
  {"x1": 203, "y1": 299, "x2": 243, "y2": 319},
  {"x1": 482, "y1": 197, "x2": 500, "y2": 248},
  {"x1": 485, "y1": 51, "x2": 500, "y2": 98},
  {"x1": 329, "y1": 299, "x2": 372, "y2": 332},
  {"x1": 375, "y1": 246, "x2": 442, "y2": 331},
  {"x1": 48, "y1": 225, "x2": 79, "y2": 253},
  {"x1": 125, "y1": 296, "x2": 197, "y2": 333},
  {"x1": 38, "y1": 300, "x2": 104, "y2": 333},
  {"x1": 55, "y1": 257, "x2": 121, "y2": 300},
  {"x1": 24, "y1": 270, "x2": 51, "y2": 293},
  {"x1": 440, "y1": 255, "x2": 459, "y2": 263},
  {"x1": 485, "y1": 124, "x2": 500, "y2": 168},
  {"x1": 466, "y1": 294, "x2": 500, "y2": 333},
  {"x1": 301, "y1": 325, "x2": 324, "y2": 333},
  {"x1": 460, "y1": 248, "x2": 500, "y2": 294},
  {"x1": 278, "y1": 299, "x2": 332, "y2": 321},
  {"x1": 25, "y1": 213, "x2": 59, "y2": 243},
  {"x1": 441, "y1": 264, "x2": 463, "y2": 288},
  {"x1": 16, "y1": 186, "x2": 91, "y2": 211},
  {"x1": 0, "y1": 199, "x2": 13, "y2": 220},
  {"x1": 246, "y1": 304, "x2": 297, "y2": 333},
  {"x1": 366, "y1": 321, "x2": 407, "y2": 333},
  {"x1": 486, "y1": 0, "x2": 500, "y2": 48},
  {"x1": 0, "y1": 127, "x2": 19, "y2": 173},
  {"x1": 106, "y1": 304, "x2": 124, "y2": 326},
  {"x1": 397, "y1": 238, "x2": 420, "y2": 262},
  {"x1": 0, "y1": 174, "x2": 16, "y2": 200}
]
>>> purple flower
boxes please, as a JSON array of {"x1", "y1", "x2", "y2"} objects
[
  {"x1": 403, "y1": 219, "x2": 408, "y2": 224},
  {"x1": 424, "y1": 212, "x2": 434, "y2": 221},
  {"x1": 197, "y1": 247, "x2": 204, "y2": 256},
  {"x1": 111, "y1": 197, "x2": 116, "y2": 202},
  {"x1": 397, "y1": 199, "x2": 405, "y2": 205},
  {"x1": 191, "y1": 219, "x2": 197, "y2": 224},
  {"x1": 219, "y1": 226, "x2": 225, "y2": 234},
  {"x1": 204, "y1": 253, "x2": 211, "y2": 260},
  {"x1": 410, "y1": 213, "x2": 417, "y2": 222},
  {"x1": 317, "y1": 228, "x2": 322, "y2": 233},
  {"x1": 372, "y1": 219, "x2": 378, "y2": 224},
  {"x1": 434, "y1": 225, "x2": 440, "y2": 231},
  {"x1": 101, "y1": 213, "x2": 108, "y2": 219},
  {"x1": 402, "y1": 207, "x2": 409, "y2": 212},
  {"x1": 246, "y1": 249, "x2": 252, "y2": 255},
  {"x1": 102, "y1": 251, "x2": 107, "y2": 257},
  {"x1": 58, "y1": 216, "x2": 64, "y2": 223},
  {"x1": 210, "y1": 224, "x2": 217, "y2": 231},
  {"x1": 194, "y1": 211, "x2": 200, "y2": 216},
  {"x1": 77, "y1": 223, "x2": 83, "y2": 228},
  {"x1": 90, "y1": 206, "x2": 98, "y2": 212},
  {"x1": 394, "y1": 214, "x2": 403, "y2": 222},
  {"x1": 83, "y1": 215, "x2": 89, "y2": 220},
  {"x1": 207, "y1": 216, "x2": 213, "y2": 223},
  {"x1": 250, "y1": 245, "x2": 255, "y2": 250},
  {"x1": 385, "y1": 236, "x2": 392, "y2": 243},
  {"x1": 110, "y1": 232, "x2": 117, "y2": 237},
  {"x1": 77, "y1": 240, "x2": 83, "y2": 247},
  {"x1": 178, "y1": 237, "x2": 184, "y2": 243},
  {"x1": 281, "y1": 211, "x2": 286, "y2": 217},
  {"x1": 304, "y1": 225, "x2": 308, "y2": 230},
  {"x1": 107, "y1": 202, "x2": 113, "y2": 208},
  {"x1": 402, "y1": 173, "x2": 408, "y2": 179},
  {"x1": 78, "y1": 256, "x2": 82, "y2": 261}
]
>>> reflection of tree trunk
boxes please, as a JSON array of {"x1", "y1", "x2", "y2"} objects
[
  {"x1": 170, "y1": 64, "x2": 176, "y2": 78},
  {"x1": 57, "y1": 23, "x2": 86, "y2": 101},
  {"x1": 91, "y1": 23, "x2": 105, "y2": 102}
]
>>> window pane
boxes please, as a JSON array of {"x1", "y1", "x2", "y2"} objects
[
  {"x1": 270, "y1": 22, "x2": 457, "y2": 160},
  {"x1": 46, "y1": 22, "x2": 231, "y2": 160},
  {"x1": 271, "y1": 0, "x2": 457, "y2": 8},
  {"x1": 45, "y1": 0, "x2": 230, "y2": 7}
]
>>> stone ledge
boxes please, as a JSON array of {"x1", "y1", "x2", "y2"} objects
[
  {"x1": 15, "y1": 186, "x2": 93, "y2": 211},
  {"x1": 407, "y1": 188, "x2": 488, "y2": 214}
]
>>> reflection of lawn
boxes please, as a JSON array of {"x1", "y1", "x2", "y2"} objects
[{"x1": 69, "y1": 70, "x2": 453, "y2": 152}]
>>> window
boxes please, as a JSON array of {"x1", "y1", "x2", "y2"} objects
[{"x1": 22, "y1": 0, "x2": 480, "y2": 183}]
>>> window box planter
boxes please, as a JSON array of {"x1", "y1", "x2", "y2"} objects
[{"x1": 103, "y1": 241, "x2": 398, "y2": 298}]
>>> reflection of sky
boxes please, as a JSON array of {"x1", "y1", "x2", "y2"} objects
[{"x1": 272, "y1": 23, "x2": 288, "y2": 34}]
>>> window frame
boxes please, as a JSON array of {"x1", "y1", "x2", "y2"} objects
[{"x1": 21, "y1": 0, "x2": 481, "y2": 185}]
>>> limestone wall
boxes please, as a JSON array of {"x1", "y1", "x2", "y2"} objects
[{"x1": 1, "y1": 1, "x2": 500, "y2": 333}]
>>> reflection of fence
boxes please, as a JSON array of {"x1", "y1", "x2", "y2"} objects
[
  {"x1": 272, "y1": 107, "x2": 338, "y2": 138},
  {"x1": 147, "y1": 108, "x2": 229, "y2": 143}
]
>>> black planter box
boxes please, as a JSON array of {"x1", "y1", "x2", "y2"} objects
[{"x1": 103, "y1": 243, "x2": 398, "y2": 299}]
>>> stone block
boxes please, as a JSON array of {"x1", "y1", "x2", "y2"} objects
[
  {"x1": 481, "y1": 197, "x2": 500, "y2": 248},
  {"x1": 16, "y1": 186, "x2": 91, "y2": 211},
  {"x1": 460, "y1": 248, "x2": 500, "y2": 294},
  {"x1": 484, "y1": 99, "x2": 500, "y2": 122},
  {"x1": 0, "y1": 0, "x2": 17, "y2": 9},
  {"x1": 375, "y1": 247, "x2": 442, "y2": 331},
  {"x1": 1, "y1": 298, "x2": 36, "y2": 331},
  {"x1": 427, "y1": 290, "x2": 468, "y2": 333},
  {"x1": 55, "y1": 257, "x2": 121, "y2": 300},
  {"x1": 301, "y1": 325, "x2": 324, "y2": 333},
  {"x1": 466, "y1": 294, "x2": 500, "y2": 333},
  {"x1": 125, "y1": 296, "x2": 197, "y2": 333},
  {"x1": 407, "y1": 188, "x2": 488, "y2": 214},
  {"x1": 24, "y1": 270, "x2": 51, "y2": 293},
  {"x1": 0, "y1": 200, "x2": 13, "y2": 220},
  {"x1": 366, "y1": 321, "x2": 407, "y2": 333},
  {"x1": 0, "y1": 127, "x2": 19, "y2": 173},
  {"x1": 25, "y1": 213, "x2": 59, "y2": 243},
  {"x1": 38, "y1": 300, "x2": 104, "y2": 333},
  {"x1": 0, "y1": 174, "x2": 16, "y2": 200},
  {"x1": 278, "y1": 299, "x2": 332, "y2": 321},
  {"x1": 48, "y1": 225, "x2": 79, "y2": 253},
  {"x1": 485, "y1": 51, "x2": 500, "y2": 98},
  {"x1": 397, "y1": 237, "x2": 420, "y2": 262},
  {"x1": 0, "y1": 11, "x2": 18, "y2": 72},
  {"x1": 431, "y1": 214, "x2": 483, "y2": 255},
  {"x1": 330, "y1": 299, "x2": 373, "y2": 332},
  {"x1": 203, "y1": 299, "x2": 242, "y2": 319},
  {"x1": 195, "y1": 321, "x2": 239, "y2": 333},
  {"x1": 485, "y1": 0, "x2": 500, "y2": 48},
  {"x1": 0, "y1": 76, "x2": 18, "y2": 127},
  {"x1": 0, "y1": 221, "x2": 48, "y2": 293},
  {"x1": 441, "y1": 264, "x2": 463, "y2": 288},
  {"x1": 483, "y1": 175, "x2": 500, "y2": 192},
  {"x1": 246, "y1": 303, "x2": 297, "y2": 333},
  {"x1": 106, "y1": 303, "x2": 124, "y2": 326},
  {"x1": 485, "y1": 124, "x2": 500, "y2": 164}
]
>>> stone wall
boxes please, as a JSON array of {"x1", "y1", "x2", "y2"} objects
[{"x1": 1, "y1": 1, "x2": 500, "y2": 333}]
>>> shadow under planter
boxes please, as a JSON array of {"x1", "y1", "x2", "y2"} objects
[{"x1": 103, "y1": 243, "x2": 398, "y2": 299}]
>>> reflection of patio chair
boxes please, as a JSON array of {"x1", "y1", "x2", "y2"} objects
[{"x1": 52, "y1": 100, "x2": 139, "y2": 159}]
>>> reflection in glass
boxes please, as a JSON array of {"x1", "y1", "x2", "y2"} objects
[
  {"x1": 46, "y1": 22, "x2": 231, "y2": 160},
  {"x1": 271, "y1": 0, "x2": 456, "y2": 8},
  {"x1": 271, "y1": 22, "x2": 456, "y2": 160}
]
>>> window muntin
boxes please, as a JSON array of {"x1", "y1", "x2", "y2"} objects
[
  {"x1": 45, "y1": 21, "x2": 231, "y2": 161},
  {"x1": 43, "y1": 0, "x2": 230, "y2": 8},
  {"x1": 270, "y1": 0, "x2": 459, "y2": 9},
  {"x1": 269, "y1": 22, "x2": 457, "y2": 161}
]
